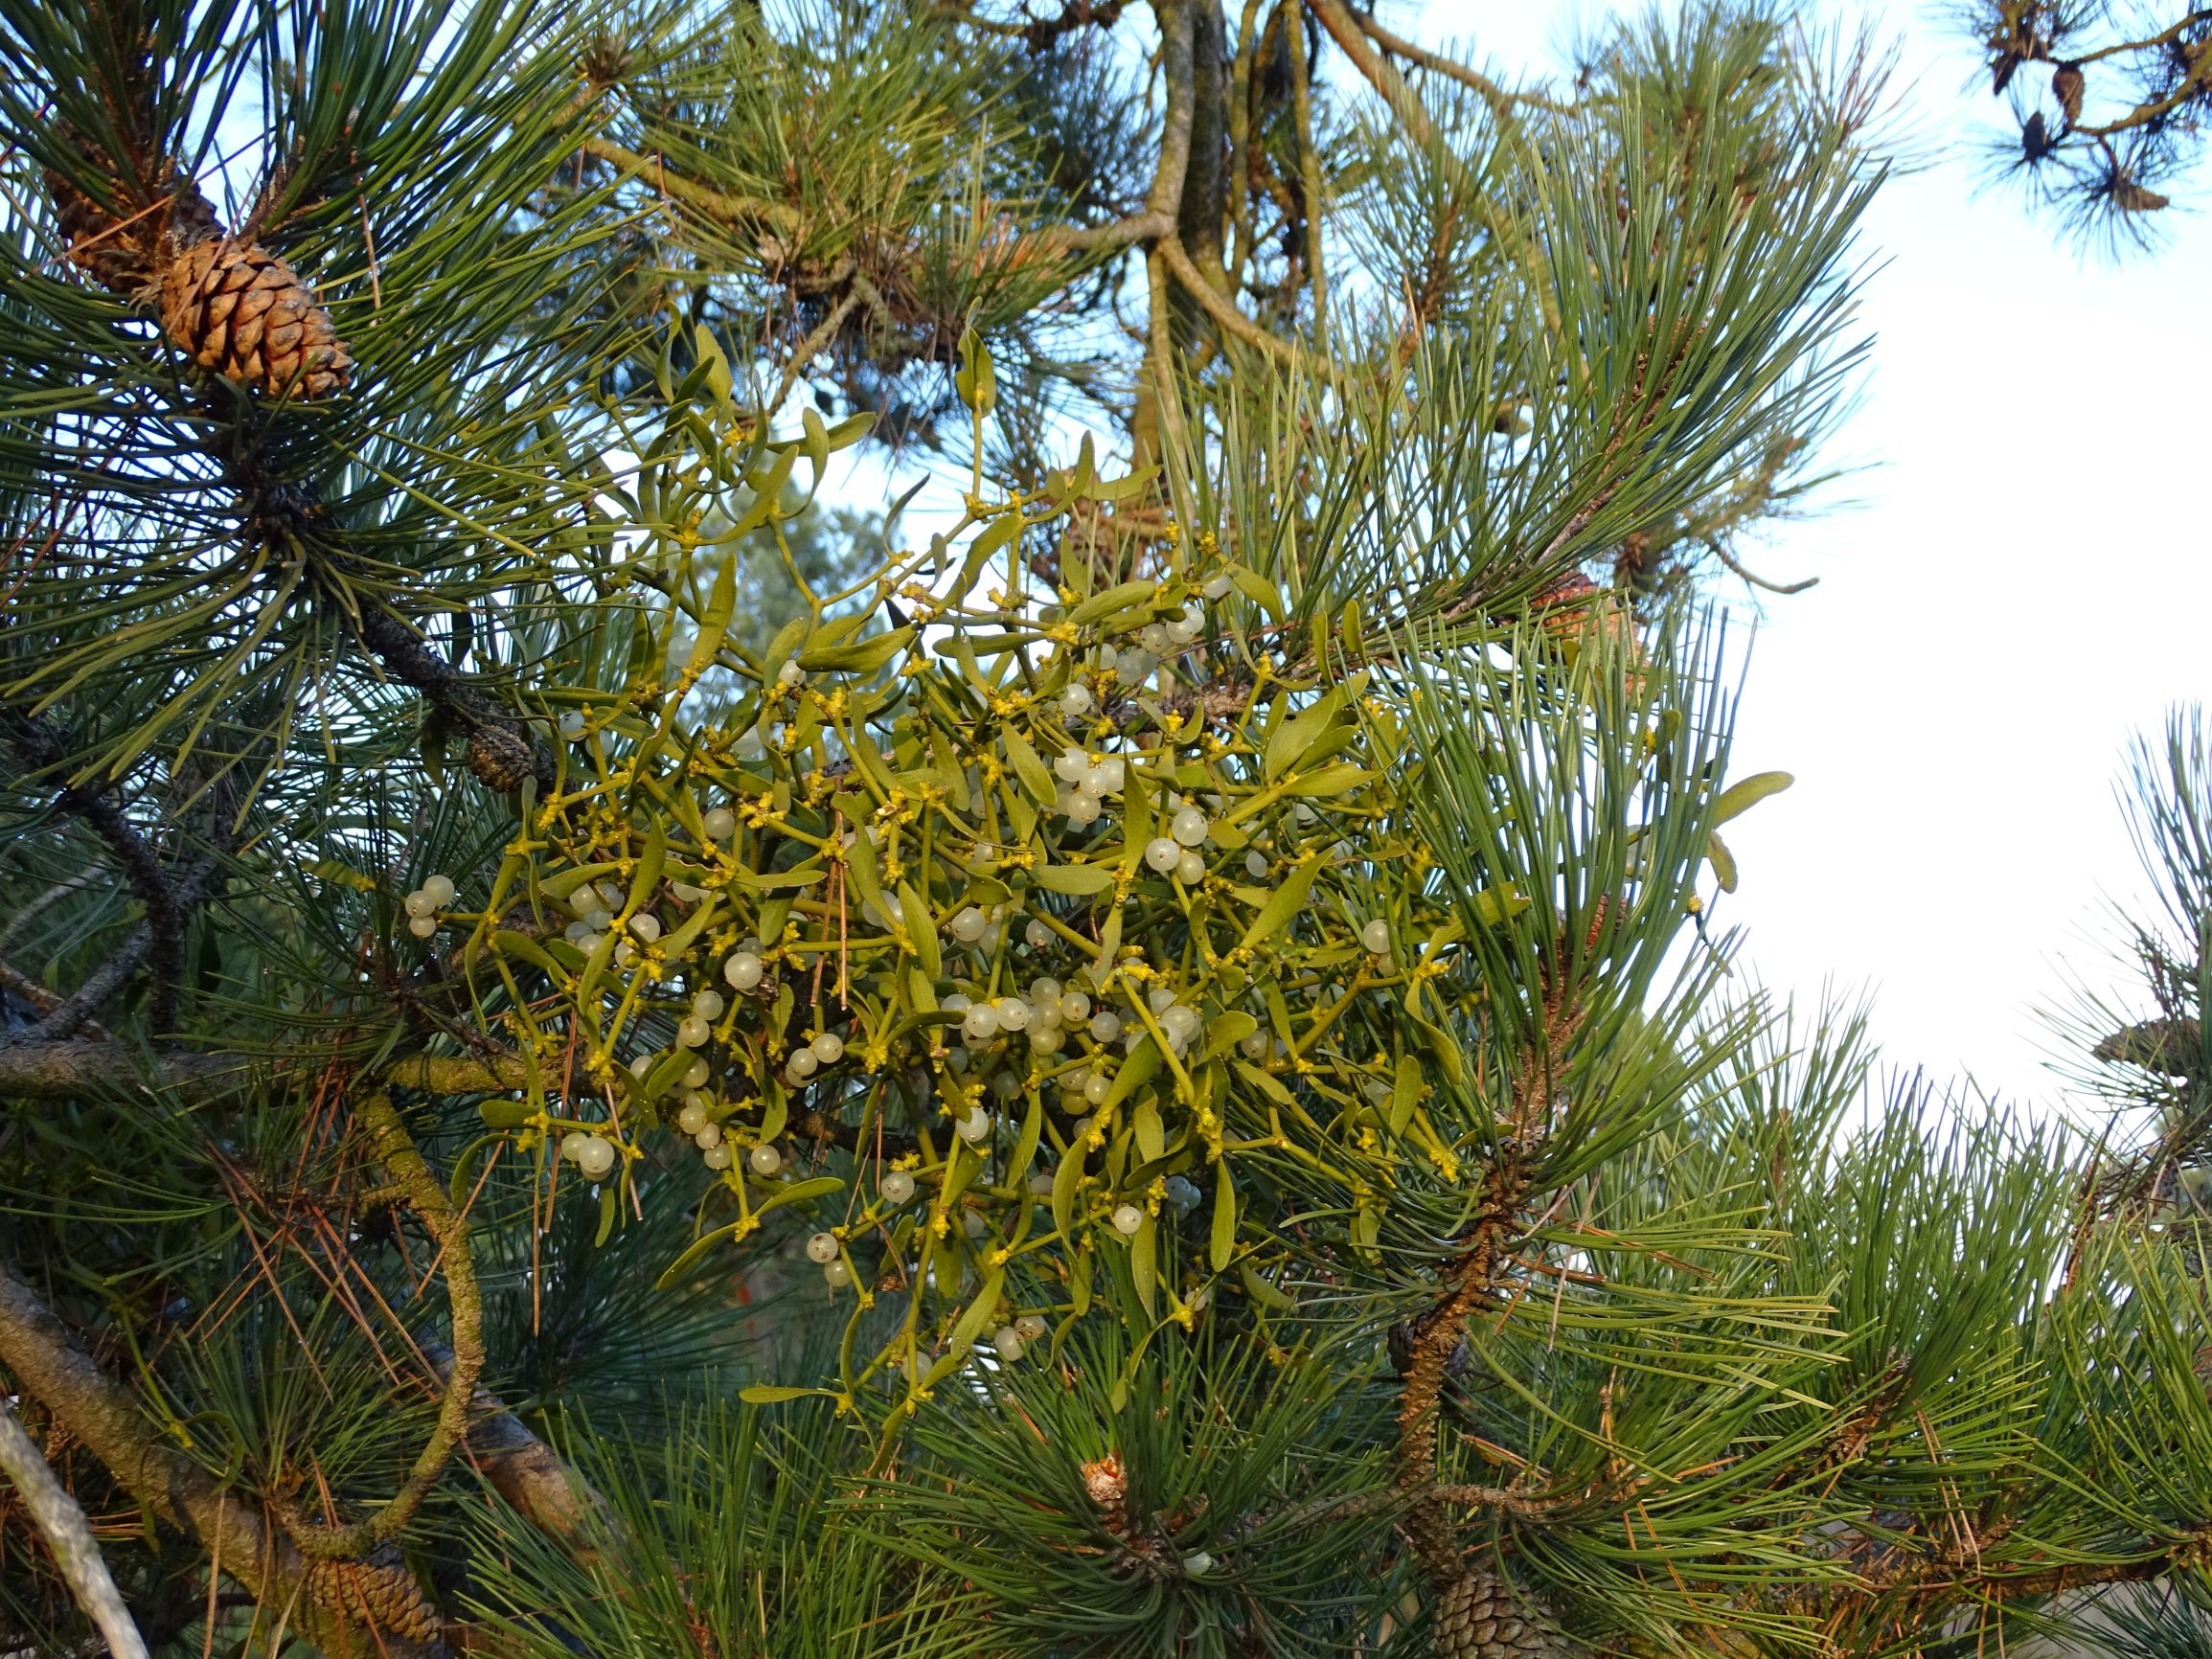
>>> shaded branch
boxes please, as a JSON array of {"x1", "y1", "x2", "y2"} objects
[
  {"x1": 12, "y1": 852, "x2": 226, "y2": 1045},
  {"x1": 0, "y1": 1041, "x2": 528, "y2": 1102},
  {"x1": 0, "y1": 712, "x2": 204, "y2": 1034},
  {"x1": 0, "y1": 1261, "x2": 445, "y2": 1657},
  {"x1": 0, "y1": 959, "x2": 105, "y2": 1039},
  {"x1": 0, "y1": 714, "x2": 171, "y2": 932},
  {"x1": 352, "y1": 604, "x2": 553, "y2": 794}
]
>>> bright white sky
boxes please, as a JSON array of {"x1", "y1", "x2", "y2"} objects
[
  {"x1": 832, "y1": 0, "x2": 2210, "y2": 1114},
  {"x1": 1410, "y1": 0, "x2": 2212, "y2": 1111}
]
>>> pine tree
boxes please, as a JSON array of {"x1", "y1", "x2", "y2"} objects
[
  {"x1": 1961, "y1": 0, "x2": 2210, "y2": 244},
  {"x1": 1, "y1": 3, "x2": 2206, "y2": 1658}
]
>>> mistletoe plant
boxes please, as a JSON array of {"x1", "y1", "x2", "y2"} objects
[{"x1": 455, "y1": 330, "x2": 1782, "y2": 1443}]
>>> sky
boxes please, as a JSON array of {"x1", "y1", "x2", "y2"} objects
[{"x1": 832, "y1": 0, "x2": 2211, "y2": 1117}]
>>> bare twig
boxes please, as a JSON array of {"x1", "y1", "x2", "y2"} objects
[
  {"x1": 0, "y1": 1397, "x2": 150, "y2": 1659},
  {"x1": 1704, "y1": 536, "x2": 1819, "y2": 595}
]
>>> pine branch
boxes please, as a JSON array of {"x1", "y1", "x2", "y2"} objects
[
  {"x1": 0, "y1": 1260, "x2": 446, "y2": 1659},
  {"x1": 1302, "y1": 0, "x2": 1557, "y2": 331},
  {"x1": 1391, "y1": 976, "x2": 1588, "y2": 1617},
  {"x1": 579, "y1": 134, "x2": 807, "y2": 239},
  {"x1": 581, "y1": 129, "x2": 1171, "y2": 267},
  {"x1": 1393, "y1": 1145, "x2": 1536, "y2": 1583},
  {"x1": 927, "y1": 0, "x2": 1132, "y2": 50},
  {"x1": 0, "y1": 1042, "x2": 527, "y2": 1102}
]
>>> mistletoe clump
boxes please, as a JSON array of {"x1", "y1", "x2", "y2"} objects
[{"x1": 434, "y1": 335, "x2": 1767, "y2": 1425}]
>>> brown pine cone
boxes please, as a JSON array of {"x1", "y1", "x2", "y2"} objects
[
  {"x1": 466, "y1": 722, "x2": 540, "y2": 793},
  {"x1": 2051, "y1": 62, "x2": 2085, "y2": 125},
  {"x1": 45, "y1": 154, "x2": 347, "y2": 399},
  {"x1": 158, "y1": 235, "x2": 351, "y2": 398},
  {"x1": 1434, "y1": 1562, "x2": 1571, "y2": 1659},
  {"x1": 45, "y1": 159, "x2": 221, "y2": 297},
  {"x1": 304, "y1": 1554, "x2": 442, "y2": 1645}
]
